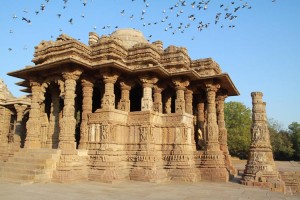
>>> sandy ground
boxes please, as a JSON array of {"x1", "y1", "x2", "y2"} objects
[{"x1": 0, "y1": 160, "x2": 299, "y2": 200}]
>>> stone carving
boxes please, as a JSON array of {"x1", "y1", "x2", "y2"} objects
[
  {"x1": 5, "y1": 29, "x2": 241, "y2": 184},
  {"x1": 241, "y1": 92, "x2": 285, "y2": 192},
  {"x1": 101, "y1": 72, "x2": 118, "y2": 109},
  {"x1": 200, "y1": 82, "x2": 229, "y2": 182},
  {"x1": 139, "y1": 75, "x2": 158, "y2": 111}
]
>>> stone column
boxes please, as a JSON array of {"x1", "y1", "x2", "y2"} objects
[
  {"x1": 241, "y1": 92, "x2": 285, "y2": 192},
  {"x1": 164, "y1": 94, "x2": 172, "y2": 114},
  {"x1": 101, "y1": 72, "x2": 118, "y2": 109},
  {"x1": 185, "y1": 89, "x2": 193, "y2": 115},
  {"x1": 200, "y1": 82, "x2": 228, "y2": 182},
  {"x1": 46, "y1": 86, "x2": 60, "y2": 148},
  {"x1": 153, "y1": 85, "x2": 163, "y2": 113},
  {"x1": 216, "y1": 91, "x2": 236, "y2": 175},
  {"x1": 14, "y1": 104, "x2": 27, "y2": 147},
  {"x1": 53, "y1": 70, "x2": 88, "y2": 183},
  {"x1": 196, "y1": 93, "x2": 206, "y2": 149},
  {"x1": 59, "y1": 70, "x2": 82, "y2": 153},
  {"x1": 172, "y1": 78, "x2": 189, "y2": 114},
  {"x1": 117, "y1": 81, "x2": 132, "y2": 112},
  {"x1": 25, "y1": 81, "x2": 42, "y2": 149},
  {"x1": 40, "y1": 102, "x2": 49, "y2": 147},
  {"x1": 79, "y1": 78, "x2": 94, "y2": 149},
  {"x1": 139, "y1": 76, "x2": 158, "y2": 111}
]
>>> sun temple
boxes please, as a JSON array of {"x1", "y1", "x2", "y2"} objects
[{"x1": 0, "y1": 29, "x2": 240, "y2": 183}]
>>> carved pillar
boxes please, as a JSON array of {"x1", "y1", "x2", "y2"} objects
[
  {"x1": 101, "y1": 72, "x2": 118, "y2": 109},
  {"x1": 216, "y1": 91, "x2": 236, "y2": 175},
  {"x1": 164, "y1": 94, "x2": 172, "y2": 114},
  {"x1": 53, "y1": 70, "x2": 88, "y2": 183},
  {"x1": 40, "y1": 102, "x2": 49, "y2": 147},
  {"x1": 196, "y1": 93, "x2": 206, "y2": 149},
  {"x1": 117, "y1": 81, "x2": 132, "y2": 112},
  {"x1": 216, "y1": 93, "x2": 228, "y2": 151},
  {"x1": 205, "y1": 83, "x2": 220, "y2": 151},
  {"x1": 241, "y1": 92, "x2": 284, "y2": 192},
  {"x1": 25, "y1": 81, "x2": 42, "y2": 149},
  {"x1": 185, "y1": 89, "x2": 193, "y2": 115},
  {"x1": 172, "y1": 78, "x2": 189, "y2": 114},
  {"x1": 46, "y1": 86, "x2": 60, "y2": 148},
  {"x1": 79, "y1": 78, "x2": 93, "y2": 149},
  {"x1": 200, "y1": 82, "x2": 228, "y2": 182},
  {"x1": 14, "y1": 104, "x2": 27, "y2": 147},
  {"x1": 59, "y1": 70, "x2": 82, "y2": 153},
  {"x1": 153, "y1": 85, "x2": 163, "y2": 113},
  {"x1": 139, "y1": 76, "x2": 158, "y2": 111}
]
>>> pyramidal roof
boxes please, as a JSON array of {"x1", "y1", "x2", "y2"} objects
[{"x1": 0, "y1": 79, "x2": 14, "y2": 101}]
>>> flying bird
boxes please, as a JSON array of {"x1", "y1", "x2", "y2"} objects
[{"x1": 22, "y1": 17, "x2": 31, "y2": 24}]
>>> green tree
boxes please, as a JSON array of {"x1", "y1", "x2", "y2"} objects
[
  {"x1": 289, "y1": 122, "x2": 300, "y2": 160},
  {"x1": 224, "y1": 101, "x2": 252, "y2": 159},
  {"x1": 268, "y1": 119, "x2": 294, "y2": 160}
]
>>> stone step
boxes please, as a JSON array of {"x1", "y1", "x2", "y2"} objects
[
  {"x1": 12, "y1": 151, "x2": 61, "y2": 160},
  {"x1": 9, "y1": 156, "x2": 58, "y2": 164},
  {"x1": 3, "y1": 166, "x2": 54, "y2": 175},
  {"x1": 0, "y1": 148, "x2": 61, "y2": 183},
  {"x1": 3, "y1": 157, "x2": 59, "y2": 169}
]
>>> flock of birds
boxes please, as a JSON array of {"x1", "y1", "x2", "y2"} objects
[{"x1": 6, "y1": 0, "x2": 278, "y2": 52}]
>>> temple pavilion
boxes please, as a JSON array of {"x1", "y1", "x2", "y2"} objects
[{"x1": 0, "y1": 29, "x2": 239, "y2": 183}]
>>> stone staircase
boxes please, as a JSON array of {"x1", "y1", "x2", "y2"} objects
[{"x1": 0, "y1": 148, "x2": 61, "y2": 184}]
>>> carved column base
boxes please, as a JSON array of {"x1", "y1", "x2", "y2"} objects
[
  {"x1": 24, "y1": 140, "x2": 41, "y2": 149},
  {"x1": 200, "y1": 151, "x2": 229, "y2": 182},
  {"x1": 224, "y1": 153, "x2": 237, "y2": 176},
  {"x1": 88, "y1": 149, "x2": 129, "y2": 183},
  {"x1": 242, "y1": 148, "x2": 285, "y2": 192},
  {"x1": 165, "y1": 148, "x2": 198, "y2": 182},
  {"x1": 130, "y1": 168, "x2": 169, "y2": 183},
  {"x1": 130, "y1": 149, "x2": 168, "y2": 183},
  {"x1": 240, "y1": 179, "x2": 285, "y2": 193},
  {"x1": 59, "y1": 141, "x2": 77, "y2": 154},
  {"x1": 45, "y1": 140, "x2": 59, "y2": 149},
  {"x1": 52, "y1": 150, "x2": 88, "y2": 183}
]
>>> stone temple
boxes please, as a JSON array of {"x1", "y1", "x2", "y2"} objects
[{"x1": 0, "y1": 29, "x2": 240, "y2": 183}]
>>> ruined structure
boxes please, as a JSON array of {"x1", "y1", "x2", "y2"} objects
[
  {"x1": 0, "y1": 79, "x2": 30, "y2": 162},
  {"x1": 1, "y1": 29, "x2": 239, "y2": 183},
  {"x1": 241, "y1": 92, "x2": 285, "y2": 192}
]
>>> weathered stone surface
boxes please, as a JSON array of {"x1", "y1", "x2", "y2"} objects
[
  {"x1": 2, "y1": 29, "x2": 240, "y2": 184},
  {"x1": 241, "y1": 92, "x2": 285, "y2": 192}
]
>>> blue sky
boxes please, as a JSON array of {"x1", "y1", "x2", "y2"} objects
[{"x1": 0, "y1": 0, "x2": 299, "y2": 129}]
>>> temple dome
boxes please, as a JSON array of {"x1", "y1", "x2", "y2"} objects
[{"x1": 111, "y1": 28, "x2": 148, "y2": 49}]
